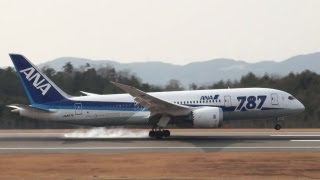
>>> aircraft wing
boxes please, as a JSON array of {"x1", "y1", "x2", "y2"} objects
[
  {"x1": 111, "y1": 81, "x2": 192, "y2": 116},
  {"x1": 7, "y1": 104, "x2": 55, "y2": 113}
]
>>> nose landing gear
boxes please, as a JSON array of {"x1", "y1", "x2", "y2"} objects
[
  {"x1": 274, "y1": 117, "x2": 283, "y2": 130},
  {"x1": 274, "y1": 124, "x2": 281, "y2": 130}
]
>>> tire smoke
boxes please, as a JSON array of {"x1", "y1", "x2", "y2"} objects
[{"x1": 64, "y1": 127, "x2": 148, "y2": 138}]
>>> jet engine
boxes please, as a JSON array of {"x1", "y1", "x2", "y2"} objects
[{"x1": 191, "y1": 107, "x2": 223, "y2": 128}]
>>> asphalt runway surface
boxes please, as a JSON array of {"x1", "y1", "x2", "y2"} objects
[{"x1": 0, "y1": 129, "x2": 319, "y2": 153}]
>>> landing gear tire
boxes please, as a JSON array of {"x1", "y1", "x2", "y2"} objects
[
  {"x1": 155, "y1": 131, "x2": 163, "y2": 139},
  {"x1": 149, "y1": 129, "x2": 171, "y2": 139},
  {"x1": 149, "y1": 130, "x2": 155, "y2": 138},
  {"x1": 163, "y1": 130, "x2": 170, "y2": 137},
  {"x1": 275, "y1": 124, "x2": 281, "y2": 130}
]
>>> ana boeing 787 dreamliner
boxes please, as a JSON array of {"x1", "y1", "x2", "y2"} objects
[{"x1": 8, "y1": 54, "x2": 305, "y2": 138}]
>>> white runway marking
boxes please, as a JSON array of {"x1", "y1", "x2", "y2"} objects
[
  {"x1": 270, "y1": 135, "x2": 320, "y2": 137},
  {"x1": 290, "y1": 140, "x2": 320, "y2": 142},
  {"x1": 0, "y1": 133, "x2": 62, "y2": 135},
  {"x1": 0, "y1": 146, "x2": 320, "y2": 150}
]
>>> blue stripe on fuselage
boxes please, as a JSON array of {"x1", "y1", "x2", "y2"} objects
[
  {"x1": 32, "y1": 99, "x2": 144, "y2": 111},
  {"x1": 31, "y1": 99, "x2": 281, "y2": 112}
]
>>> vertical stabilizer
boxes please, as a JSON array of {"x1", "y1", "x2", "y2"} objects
[{"x1": 9, "y1": 54, "x2": 70, "y2": 104}]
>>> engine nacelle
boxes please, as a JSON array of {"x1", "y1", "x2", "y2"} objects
[{"x1": 192, "y1": 107, "x2": 223, "y2": 128}]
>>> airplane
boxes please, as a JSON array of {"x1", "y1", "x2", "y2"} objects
[{"x1": 7, "y1": 54, "x2": 305, "y2": 139}]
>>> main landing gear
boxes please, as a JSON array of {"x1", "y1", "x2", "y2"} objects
[
  {"x1": 149, "y1": 116, "x2": 171, "y2": 139},
  {"x1": 149, "y1": 129, "x2": 170, "y2": 139}
]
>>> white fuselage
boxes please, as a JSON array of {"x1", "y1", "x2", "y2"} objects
[{"x1": 20, "y1": 88, "x2": 305, "y2": 127}]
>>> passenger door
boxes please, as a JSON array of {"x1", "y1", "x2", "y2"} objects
[
  {"x1": 271, "y1": 94, "x2": 279, "y2": 105},
  {"x1": 224, "y1": 96, "x2": 232, "y2": 107},
  {"x1": 74, "y1": 103, "x2": 82, "y2": 115}
]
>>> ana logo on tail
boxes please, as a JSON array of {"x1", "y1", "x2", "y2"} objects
[{"x1": 20, "y1": 67, "x2": 52, "y2": 95}]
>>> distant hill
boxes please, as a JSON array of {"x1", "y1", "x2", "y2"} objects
[{"x1": 38, "y1": 52, "x2": 320, "y2": 86}]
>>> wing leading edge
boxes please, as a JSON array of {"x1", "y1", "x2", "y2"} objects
[{"x1": 110, "y1": 81, "x2": 192, "y2": 117}]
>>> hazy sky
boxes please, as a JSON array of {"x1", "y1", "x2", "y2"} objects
[{"x1": 1, "y1": 0, "x2": 320, "y2": 66}]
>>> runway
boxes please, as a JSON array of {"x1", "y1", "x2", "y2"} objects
[{"x1": 0, "y1": 129, "x2": 319, "y2": 153}]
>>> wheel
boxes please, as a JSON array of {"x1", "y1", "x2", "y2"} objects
[
  {"x1": 155, "y1": 131, "x2": 163, "y2": 139},
  {"x1": 163, "y1": 130, "x2": 170, "y2": 137},
  {"x1": 149, "y1": 130, "x2": 155, "y2": 137},
  {"x1": 275, "y1": 124, "x2": 281, "y2": 130}
]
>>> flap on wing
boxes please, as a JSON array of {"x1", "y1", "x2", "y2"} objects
[
  {"x1": 7, "y1": 104, "x2": 55, "y2": 113},
  {"x1": 110, "y1": 81, "x2": 191, "y2": 116}
]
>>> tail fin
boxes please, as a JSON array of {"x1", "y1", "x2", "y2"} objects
[{"x1": 9, "y1": 54, "x2": 70, "y2": 104}]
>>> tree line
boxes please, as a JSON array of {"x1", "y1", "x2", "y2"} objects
[{"x1": 0, "y1": 62, "x2": 318, "y2": 128}]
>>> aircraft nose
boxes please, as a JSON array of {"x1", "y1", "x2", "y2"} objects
[{"x1": 297, "y1": 100, "x2": 305, "y2": 113}]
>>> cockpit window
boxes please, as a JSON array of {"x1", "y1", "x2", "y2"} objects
[{"x1": 288, "y1": 96, "x2": 295, "y2": 100}]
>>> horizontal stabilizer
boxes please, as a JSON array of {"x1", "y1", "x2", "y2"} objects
[
  {"x1": 80, "y1": 91, "x2": 100, "y2": 96},
  {"x1": 7, "y1": 104, "x2": 55, "y2": 113}
]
